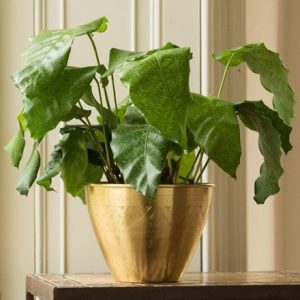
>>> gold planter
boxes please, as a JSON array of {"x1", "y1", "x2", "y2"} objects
[{"x1": 85, "y1": 184, "x2": 213, "y2": 283}]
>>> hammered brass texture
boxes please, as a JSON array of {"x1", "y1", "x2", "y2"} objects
[{"x1": 85, "y1": 184, "x2": 213, "y2": 283}]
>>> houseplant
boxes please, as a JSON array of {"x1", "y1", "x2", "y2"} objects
[{"x1": 6, "y1": 17, "x2": 295, "y2": 282}]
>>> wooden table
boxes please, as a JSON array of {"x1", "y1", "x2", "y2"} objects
[{"x1": 26, "y1": 272, "x2": 300, "y2": 300}]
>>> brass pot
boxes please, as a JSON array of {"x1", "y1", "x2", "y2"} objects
[{"x1": 85, "y1": 184, "x2": 213, "y2": 283}]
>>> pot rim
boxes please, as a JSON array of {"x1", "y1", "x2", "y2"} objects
[{"x1": 86, "y1": 183, "x2": 215, "y2": 188}]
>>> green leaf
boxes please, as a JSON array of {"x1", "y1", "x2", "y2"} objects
[
  {"x1": 12, "y1": 32, "x2": 73, "y2": 97},
  {"x1": 63, "y1": 105, "x2": 91, "y2": 122},
  {"x1": 186, "y1": 130, "x2": 198, "y2": 152},
  {"x1": 177, "y1": 151, "x2": 195, "y2": 183},
  {"x1": 61, "y1": 130, "x2": 88, "y2": 196},
  {"x1": 5, "y1": 119, "x2": 25, "y2": 168},
  {"x1": 86, "y1": 163, "x2": 103, "y2": 183},
  {"x1": 16, "y1": 141, "x2": 41, "y2": 195},
  {"x1": 23, "y1": 66, "x2": 97, "y2": 139},
  {"x1": 213, "y1": 43, "x2": 295, "y2": 125},
  {"x1": 111, "y1": 124, "x2": 170, "y2": 199},
  {"x1": 81, "y1": 85, "x2": 102, "y2": 109},
  {"x1": 118, "y1": 47, "x2": 192, "y2": 148},
  {"x1": 124, "y1": 105, "x2": 146, "y2": 124},
  {"x1": 12, "y1": 17, "x2": 108, "y2": 97},
  {"x1": 104, "y1": 48, "x2": 144, "y2": 77},
  {"x1": 116, "y1": 96, "x2": 132, "y2": 122},
  {"x1": 71, "y1": 17, "x2": 108, "y2": 36},
  {"x1": 235, "y1": 101, "x2": 284, "y2": 204},
  {"x1": 78, "y1": 189, "x2": 86, "y2": 204},
  {"x1": 36, "y1": 141, "x2": 63, "y2": 191},
  {"x1": 103, "y1": 43, "x2": 179, "y2": 78},
  {"x1": 18, "y1": 112, "x2": 27, "y2": 131},
  {"x1": 82, "y1": 85, "x2": 118, "y2": 130},
  {"x1": 40, "y1": 129, "x2": 103, "y2": 199},
  {"x1": 188, "y1": 93, "x2": 241, "y2": 178},
  {"x1": 235, "y1": 101, "x2": 292, "y2": 154},
  {"x1": 97, "y1": 64, "x2": 109, "y2": 87},
  {"x1": 96, "y1": 109, "x2": 118, "y2": 131}
]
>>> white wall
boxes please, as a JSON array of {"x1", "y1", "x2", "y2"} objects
[
  {"x1": 208, "y1": 0, "x2": 300, "y2": 273},
  {"x1": 280, "y1": 0, "x2": 300, "y2": 270},
  {"x1": 0, "y1": 2, "x2": 35, "y2": 300},
  {"x1": 245, "y1": 0, "x2": 285, "y2": 271},
  {"x1": 245, "y1": 0, "x2": 300, "y2": 272}
]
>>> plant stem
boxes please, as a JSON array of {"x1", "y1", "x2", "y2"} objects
[
  {"x1": 172, "y1": 156, "x2": 182, "y2": 184},
  {"x1": 94, "y1": 79, "x2": 113, "y2": 169},
  {"x1": 103, "y1": 87, "x2": 112, "y2": 111},
  {"x1": 195, "y1": 158, "x2": 210, "y2": 183},
  {"x1": 93, "y1": 78, "x2": 104, "y2": 108},
  {"x1": 184, "y1": 149, "x2": 202, "y2": 183},
  {"x1": 87, "y1": 33, "x2": 101, "y2": 66},
  {"x1": 111, "y1": 74, "x2": 119, "y2": 123},
  {"x1": 217, "y1": 54, "x2": 234, "y2": 98},
  {"x1": 167, "y1": 156, "x2": 173, "y2": 182},
  {"x1": 86, "y1": 33, "x2": 114, "y2": 176},
  {"x1": 87, "y1": 33, "x2": 112, "y2": 112},
  {"x1": 78, "y1": 100, "x2": 118, "y2": 182},
  {"x1": 193, "y1": 150, "x2": 204, "y2": 181},
  {"x1": 78, "y1": 117, "x2": 112, "y2": 180}
]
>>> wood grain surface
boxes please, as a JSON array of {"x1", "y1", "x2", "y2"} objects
[{"x1": 26, "y1": 272, "x2": 300, "y2": 300}]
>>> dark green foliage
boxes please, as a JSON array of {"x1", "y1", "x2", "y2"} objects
[{"x1": 6, "y1": 18, "x2": 295, "y2": 204}]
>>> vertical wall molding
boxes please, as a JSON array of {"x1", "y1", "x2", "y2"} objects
[
  {"x1": 33, "y1": 0, "x2": 47, "y2": 275},
  {"x1": 59, "y1": 0, "x2": 67, "y2": 274},
  {"x1": 130, "y1": 0, "x2": 137, "y2": 51},
  {"x1": 150, "y1": 0, "x2": 162, "y2": 49},
  {"x1": 204, "y1": 0, "x2": 247, "y2": 272},
  {"x1": 199, "y1": 0, "x2": 211, "y2": 273}
]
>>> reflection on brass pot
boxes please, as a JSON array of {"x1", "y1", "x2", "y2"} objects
[{"x1": 85, "y1": 184, "x2": 213, "y2": 283}]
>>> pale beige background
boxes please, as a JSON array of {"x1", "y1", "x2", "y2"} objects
[{"x1": 0, "y1": 0, "x2": 300, "y2": 299}]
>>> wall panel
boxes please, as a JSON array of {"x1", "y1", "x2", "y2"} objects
[
  {"x1": 0, "y1": 1, "x2": 35, "y2": 300},
  {"x1": 245, "y1": 0, "x2": 284, "y2": 271}
]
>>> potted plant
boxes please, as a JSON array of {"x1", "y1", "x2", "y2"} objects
[{"x1": 6, "y1": 17, "x2": 295, "y2": 282}]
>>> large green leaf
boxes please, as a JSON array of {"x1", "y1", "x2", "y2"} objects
[
  {"x1": 103, "y1": 42, "x2": 178, "y2": 78},
  {"x1": 104, "y1": 48, "x2": 144, "y2": 77},
  {"x1": 37, "y1": 129, "x2": 104, "y2": 193},
  {"x1": 77, "y1": 163, "x2": 103, "y2": 204},
  {"x1": 61, "y1": 130, "x2": 89, "y2": 196},
  {"x1": 5, "y1": 119, "x2": 25, "y2": 168},
  {"x1": 118, "y1": 47, "x2": 192, "y2": 148},
  {"x1": 235, "y1": 101, "x2": 284, "y2": 204},
  {"x1": 111, "y1": 124, "x2": 170, "y2": 199},
  {"x1": 16, "y1": 141, "x2": 41, "y2": 195},
  {"x1": 188, "y1": 93, "x2": 241, "y2": 178},
  {"x1": 235, "y1": 101, "x2": 292, "y2": 154},
  {"x1": 12, "y1": 17, "x2": 108, "y2": 97},
  {"x1": 213, "y1": 43, "x2": 295, "y2": 125},
  {"x1": 36, "y1": 140, "x2": 64, "y2": 191},
  {"x1": 23, "y1": 66, "x2": 97, "y2": 139},
  {"x1": 12, "y1": 32, "x2": 73, "y2": 97}
]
